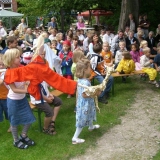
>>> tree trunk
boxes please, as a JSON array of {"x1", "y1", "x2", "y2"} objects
[{"x1": 118, "y1": 0, "x2": 139, "y2": 31}]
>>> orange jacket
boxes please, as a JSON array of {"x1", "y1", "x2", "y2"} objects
[{"x1": 4, "y1": 56, "x2": 77, "y2": 100}]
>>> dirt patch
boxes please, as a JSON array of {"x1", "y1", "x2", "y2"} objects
[{"x1": 71, "y1": 86, "x2": 160, "y2": 160}]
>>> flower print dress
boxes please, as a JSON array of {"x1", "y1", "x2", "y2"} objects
[{"x1": 76, "y1": 78, "x2": 96, "y2": 128}]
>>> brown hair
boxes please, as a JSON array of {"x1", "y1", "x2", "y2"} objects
[
  {"x1": 76, "y1": 59, "x2": 90, "y2": 78},
  {"x1": 93, "y1": 43, "x2": 102, "y2": 53},
  {"x1": 72, "y1": 35, "x2": 79, "y2": 41},
  {"x1": 122, "y1": 51, "x2": 131, "y2": 59},
  {"x1": 6, "y1": 36, "x2": 17, "y2": 46},
  {"x1": 72, "y1": 50, "x2": 85, "y2": 63}
]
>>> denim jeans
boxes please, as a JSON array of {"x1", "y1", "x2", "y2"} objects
[
  {"x1": 0, "y1": 99, "x2": 8, "y2": 122},
  {"x1": 94, "y1": 75, "x2": 114, "y2": 98}
]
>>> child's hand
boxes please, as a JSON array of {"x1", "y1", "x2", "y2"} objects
[
  {"x1": 46, "y1": 97, "x2": 54, "y2": 104},
  {"x1": 116, "y1": 72, "x2": 120, "y2": 75},
  {"x1": 149, "y1": 59, "x2": 153, "y2": 63}
]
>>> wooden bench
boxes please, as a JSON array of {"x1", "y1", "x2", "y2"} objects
[
  {"x1": 111, "y1": 70, "x2": 145, "y2": 95},
  {"x1": 29, "y1": 90, "x2": 64, "y2": 132}
]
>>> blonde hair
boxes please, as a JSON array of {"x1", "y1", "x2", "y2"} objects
[
  {"x1": 56, "y1": 33, "x2": 63, "y2": 41},
  {"x1": 3, "y1": 48, "x2": 21, "y2": 67},
  {"x1": 142, "y1": 47, "x2": 150, "y2": 55},
  {"x1": 140, "y1": 40, "x2": 148, "y2": 48},
  {"x1": 137, "y1": 30, "x2": 144, "y2": 37},
  {"x1": 119, "y1": 41, "x2": 126, "y2": 46},
  {"x1": 76, "y1": 59, "x2": 90, "y2": 79},
  {"x1": 103, "y1": 42, "x2": 109, "y2": 46},
  {"x1": 72, "y1": 50, "x2": 85, "y2": 63}
]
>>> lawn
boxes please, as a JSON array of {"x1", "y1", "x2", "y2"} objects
[{"x1": 0, "y1": 76, "x2": 159, "y2": 160}]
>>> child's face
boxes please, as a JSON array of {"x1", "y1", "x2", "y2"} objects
[
  {"x1": 51, "y1": 43, "x2": 57, "y2": 49},
  {"x1": 63, "y1": 44, "x2": 70, "y2": 52},
  {"x1": 0, "y1": 59, "x2": 5, "y2": 69},
  {"x1": 73, "y1": 39, "x2": 78, "y2": 45},
  {"x1": 131, "y1": 45, "x2": 136, "y2": 52},
  {"x1": 145, "y1": 51, "x2": 150, "y2": 57},
  {"x1": 12, "y1": 56, "x2": 21, "y2": 67},
  {"x1": 119, "y1": 43, "x2": 125, "y2": 50},
  {"x1": 93, "y1": 35, "x2": 99, "y2": 42},
  {"x1": 103, "y1": 44, "x2": 109, "y2": 52},
  {"x1": 142, "y1": 43, "x2": 147, "y2": 48}
]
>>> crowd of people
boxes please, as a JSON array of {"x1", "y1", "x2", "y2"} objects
[{"x1": 0, "y1": 14, "x2": 160, "y2": 148}]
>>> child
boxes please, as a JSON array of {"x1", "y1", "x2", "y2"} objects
[
  {"x1": 116, "y1": 51, "x2": 135, "y2": 82},
  {"x1": 72, "y1": 59, "x2": 100, "y2": 144},
  {"x1": 115, "y1": 41, "x2": 127, "y2": 69},
  {"x1": 90, "y1": 43, "x2": 114, "y2": 104},
  {"x1": 51, "y1": 40, "x2": 59, "y2": 55},
  {"x1": 59, "y1": 40, "x2": 73, "y2": 98},
  {"x1": 140, "y1": 47, "x2": 159, "y2": 87},
  {"x1": 154, "y1": 47, "x2": 160, "y2": 72},
  {"x1": 139, "y1": 40, "x2": 148, "y2": 56},
  {"x1": 3, "y1": 48, "x2": 35, "y2": 149},
  {"x1": 56, "y1": 33, "x2": 63, "y2": 51},
  {"x1": 0, "y1": 54, "x2": 10, "y2": 132},
  {"x1": 71, "y1": 35, "x2": 80, "y2": 52},
  {"x1": 101, "y1": 42, "x2": 113, "y2": 67},
  {"x1": 130, "y1": 44, "x2": 141, "y2": 70}
]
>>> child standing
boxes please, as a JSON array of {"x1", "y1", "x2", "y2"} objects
[
  {"x1": 3, "y1": 48, "x2": 36, "y2": 149},
  {"x1": 72, "y1": 59, "x2": 100, "y2": 144},
  {"x1": 140, "y1": 47, "x2": 159, "y2": 87},
  {"x1": 101, "y1": 42, "x2": 113, "y2": 67},
  {"x1": 0, "y1": 54, "x2": 10, "y2": 132},
  {"x1": 59, "y1": 40, "x2": 73, "y2": 98},
  {"x1": 130, "y1": 44, "x2": 141, "y2": 70}
]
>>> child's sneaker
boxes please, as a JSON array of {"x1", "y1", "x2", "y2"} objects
[
  {"x1": 19, "y1": 135, "x2": 35, "y2": 146},
  {"x1": 72, "y1": 138, "x2": 85, "y2": 144},
  {"x1": 88, "y1": 124, "x2": 100, "y2": 131}
]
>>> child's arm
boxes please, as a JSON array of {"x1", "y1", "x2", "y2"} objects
[
  {"x1": 9, "y1": 83, "x2": 29, "y2": 94},
  {"x1": 42, "y1": 94, "x2": 54, "y2": 104},
  {"x1": 154, "y1": 63, "x2": 160, "y2": 71}
]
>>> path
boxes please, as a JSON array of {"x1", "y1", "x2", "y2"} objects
[{"x1": 71, "y1": 85, "x2": 160, "y2": 160}]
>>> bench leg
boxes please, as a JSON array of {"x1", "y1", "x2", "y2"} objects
[{"x1": 37, "y1": 109, "x2": 42, "y2": 132}]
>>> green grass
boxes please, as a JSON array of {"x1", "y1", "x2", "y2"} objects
[{"x1": 0, "y1": 76, "x2": 159, "y2": 160}]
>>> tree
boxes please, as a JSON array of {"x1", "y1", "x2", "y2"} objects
[{"x1": 118, "y1": 0, "x2": 139, "y2": 31}]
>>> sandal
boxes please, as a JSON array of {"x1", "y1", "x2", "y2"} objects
[
  {"x1": 72, "y1": 138, "x2": 85, "y2": 144},
  {"x1": 88, "y1": 124, "x2": 100, "y2": 131},
  {"x1": 14, "y1": 140, "x2": 28, "y2": 149},
  {"x1": 19, "y1": 135, "x2": 35, "y2": 146},
  {"x1": 43, "y1": 127, "x2": 56, "y2": 135}
]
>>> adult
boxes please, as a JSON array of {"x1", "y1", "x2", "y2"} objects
[
  {"x1": 102, "y1": 28, "x2": 115, "y2": 47},
  {"x1": 125, "y1": 30, "x2": 139, "y2": 51},
  {"x1": 0, "y1": 20, "x2": 7, "y2": 50},
  {"x1": 111, "y1": 30, "x2": 125, "y2": 57},
  {"x1": 25, "y1": 28, "x2": 36, "y2": 47},
  {"x1": 125, "y1": 13, "x2": 136, "y2": 32},
  {"x1": 48, "y1": 17, "x2": 57, "y2": 29},
  {"x1": 137, "y1": 30, "x2": 145, "y2": 44},
  {"x1": 139, "y1": 14, "x2": 150, "y2": 38},
  {"x1": 9, "y1": 26, "x2": 16, "y2": 36},
  {"x1": 76, "y1": 17, "x2": 85, "y2": 29},
  {"x1": 1, "y1": 36, "x2": 18, "y2": 54},
  {"x1": 155, "y1": 24, "x2": 160, "y2": 44},
  {"x1": 145, "y1": 31, "x2": 157, "y2": 55},
  {"x1": 17, "y1": 18, "x2": 27, "y2": 35},
  {"x1": 124, "y1": 26, "x2": 130, "y2": 38}
]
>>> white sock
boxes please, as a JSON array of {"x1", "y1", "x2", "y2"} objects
[{"x1": 72, "y1": 127, "x2": 83, "y2": 140}]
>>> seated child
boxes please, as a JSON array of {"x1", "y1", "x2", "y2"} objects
[
  {"x1": 115, "y1": 41, "x2": 127, "y2": 69},
  {"x1": 139, "y1": 40, "x2": 148, "y2": 56},
  {"x1": 130, "y1": 44, "x2": 141, "y2": 70},
  {"x1": 116, "y1": 51, "x2": 135, "y2": 82},
  {"x1": 101, "y1": 42, "x2": 113, "y2": 67},
  {"x1": 140, "y1": 47, "x2": 159, "y2": 87},
  {"x1": 154, "y1": 47, "x2": 160, "y2": 72}
]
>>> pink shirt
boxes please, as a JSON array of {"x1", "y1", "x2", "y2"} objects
[{"x1": 76, "y1": 22, "x2": 85, "y2": 29}]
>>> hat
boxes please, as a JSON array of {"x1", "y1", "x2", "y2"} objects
[
  {"x1": 63, "y1": 40, "x2": 71, "y2": 47},
  {"x1": 122, "y1": 51, "x2": 131, "y2": 59}
]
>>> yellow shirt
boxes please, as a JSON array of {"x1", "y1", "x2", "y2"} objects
[{"x1": 116, "y1": 59, "x2": 135, "y2": 74}]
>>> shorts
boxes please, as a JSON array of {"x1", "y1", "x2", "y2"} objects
[{"x1": 35, "y1": 96, "x2": 62, "y2": 117}]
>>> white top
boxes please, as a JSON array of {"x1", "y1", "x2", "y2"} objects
[
  {"x1": 115, "y1": 49, "x2": 126, "y2": 63},
  {"x1": 83, "y1": 37, "x2": 89, "y2": 51},
  {"x1": 103, "y1": 33, "x2": 115, "y2": 46},
  {"x1": 78, "y1": 34, "x2": 85, "y2": 41},
  {"x1": 0, "y1": 27, "x2": 7, "y2": 39},
  {"x1": 140, "y1": 55, "x2": 151, "y2": 68},
  {"x1": 30, "y1": 81, "x2": 50, "y2": 104},
  {"x1": 49, "y1": 35, "x2": 56, "y2": 41},
  {"x1": 8, "y1": 82, "x2": 26, "y2": 100}
]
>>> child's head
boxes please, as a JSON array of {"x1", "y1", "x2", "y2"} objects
[
  {"x1": 0, "y1": 54, "x2": 6, "y2": 69},
  {"x1": 142, "y1": 47, "x2": 150, "y2": 57},
  {"x1": 103, "y1": 42, "x2": 110, "y2": 52},
  {"x1": 63, "y1": 40, "x2": 71, "y2": 52},
  {"x1": 119, "y1": 41, "x2": 126, "y2": 50},
  {"x1": 137, "y1": 30, "x2": 144, "y2": 38},
  {"x1": 140, "y1": 40, "x2": 148, "y2": 48},
  {"x1": 3, "y1": 48, "x2": 21, "y2": 68},
  {"x1": 7, "y1": 36, "x2": 18, "y2": 48},
  {"x1": 93, "y1": 43, "x2": 102, "y2": 54},
  {"x1": 131, "y1": 44, "x2": 139, "y2": 52},
  {"x1": 76, "y1": 59, "x2": 91, "y2": 79},
  {"x1": 72, "y1": 35, "x2": 79, "y2": 45},
  {"x1": 72, "y1": 50, "x2": 85, "y2": 63},
  {"x1": 122, "y1": 51, "x2": 131, "y2": 59},
  {"x1": 56, "y1": 33, "x2": 63, "y2": 41},
  {"x1": 51, "y1": 40, "x2": 57, "y2": 49}
]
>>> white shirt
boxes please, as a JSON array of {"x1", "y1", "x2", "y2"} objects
[
  {"x1": 49, "y1": 34, "x2": 56, "y2": 41},
  {"x1": 0, "y1": 27, "x2": 7, "y2": 39},
  {"x1": 103, "y1": 33, "x2": 115, "y2": 46},
  {"x1": 78, "y1": 34, "x2": 85, "y2": 41},
  {"x1": 83, "y1": 37, "x2": 89, "y2": 51},
  {"x1": 140, "y1": 55, "x2": 151, "y2": 68}
]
